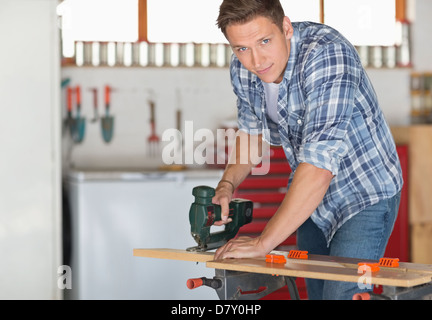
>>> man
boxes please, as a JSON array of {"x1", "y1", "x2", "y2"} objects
[{"x1": 212, "y1": 0, "x2": 403, "y2": 300}]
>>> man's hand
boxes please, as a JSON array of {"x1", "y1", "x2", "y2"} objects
[
  {"x1": 212, "y1": 131, "x2": 263, "y2": 226},
  {"x1": 212, "y1": 181, "x2": 234, "y2": 226},
  {"x1": 214, "y1": 163, "x2": 334, "y2": 260},
  {"x1": 214, "y1": 236, "x2": 268, "y2": 260}
]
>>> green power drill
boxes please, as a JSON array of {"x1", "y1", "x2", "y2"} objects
[{"x1": 186, "y1": 185, "x2": 253, "y2": 252}]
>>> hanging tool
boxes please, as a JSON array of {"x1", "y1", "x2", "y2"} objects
[
  {"x1": 89, "y1": 88, "x2": 99, "y2": 123},
  {"x1": 147, "y1": 100, "x2": 160, "y2": 156},
  {"x1": 61, "y1": 79, "x2": 71, "y2": 136},
  {"x1": 186, "y1": 186, "x2": 253, "y2": 252},
  {"x1": 66, "y1": 86, "x2": 76, "y2": 139},
  {"x1": 175, "y1": 88, "x2": 182, "y2": 152},
  {"x1": 174, "y1": 108, "x2": 186, "y2": 169},
  {"x1": 101, "y1": 85, "x2": 114, "y2": 143},
  {"x1": 74, "y1": 85, "x2": 86, "y2": 143},
  {"x1": 61, "y1": 78, "x2": 71, "y2": 89}
]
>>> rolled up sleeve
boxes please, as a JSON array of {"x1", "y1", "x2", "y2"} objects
[{"x1": 298, "y1": 42, "x2": 361, "y2": 176}]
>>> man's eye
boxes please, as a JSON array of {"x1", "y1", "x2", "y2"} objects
[
  {"x1": 262, "y1": 39, "x2": 270, "y2": 44},
  {"x1": 238, "y1": 47, "x2": 247, "y2": 52}
]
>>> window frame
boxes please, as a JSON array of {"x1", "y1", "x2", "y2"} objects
[
  {"x1": 62, "y1": 0, "x2": 409, "y2": 68},
  {"x1": 138, "y1": 0, "x2": 406, "y2": 43}
]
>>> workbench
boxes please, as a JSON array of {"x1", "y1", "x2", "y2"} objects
[{"x1": 133, "y1": 248, "x2": 432, "y2": 300}]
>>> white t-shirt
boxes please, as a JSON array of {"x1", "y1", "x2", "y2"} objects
[{"x1": 263, "y1": 82, "x2": 280, "y2": 123}]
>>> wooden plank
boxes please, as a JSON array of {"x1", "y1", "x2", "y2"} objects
[
  {"x1": 280, "y1": 252, "x2": 432, "y2": 275},
  {"x1": 134, "y1": 248, "x2": 432, "y2": 273},
  {"x1": 206, "y1": 258, "x2": 432, "y2": 288},
  {"x1": 134, "y1": 248, "x2": 432, "y2": 287},
  {"x1": 133, "y1": 248, "x2": 214, "y2": 262}
]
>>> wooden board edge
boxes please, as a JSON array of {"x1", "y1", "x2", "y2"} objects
[
  {"x1": 134, "y1": 248, "x2": 432, "y2": 274},
  {"x1": 206, "y1": 259, "x2": 432, "y2": 288},
  {"x1": 133, "y1": 248, "x2": 215, "y2": 263},
  {"x1": 275, "y1": 251, "x2": 432, "y2": 275}
]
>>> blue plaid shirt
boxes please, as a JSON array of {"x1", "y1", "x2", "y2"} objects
[{"x1": 231, "y1": 22, "x2": 403, "y2": 245}]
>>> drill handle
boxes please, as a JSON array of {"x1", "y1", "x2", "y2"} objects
[{"x1": 186, "y1": 277, "x2": 222, "y2": 290}]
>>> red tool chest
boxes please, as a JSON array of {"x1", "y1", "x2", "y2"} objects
[
  {"x1": 385, "y1": 145, "x2": 409, "y2": 262},
  {"x1": 234, "y1": 145, "x2": 410, "y2": 300}
]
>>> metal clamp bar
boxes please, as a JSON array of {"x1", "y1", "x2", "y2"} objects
[
  {"x1": 354, "y1": 281, "x2": 432, "y2": 300},
  {"x1": 381, "y1": 282, "x2": 432, "y2": 300},
  {"x1": 214, "y1": 269, "x2": 300, "y2": 300}
]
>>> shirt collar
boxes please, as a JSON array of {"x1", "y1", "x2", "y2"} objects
[{"x1": 283, "y1": 24, "x2": 299, "y2": 86}]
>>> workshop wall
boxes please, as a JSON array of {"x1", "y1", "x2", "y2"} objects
[
  {"x1": 61, "y1": 66, "x2": 411, "y2": 170},
  {"x1": 61, "y1": 67, "x2": 237, "y2": 170},
  {"x1": 62, "y1": 0, "x2": 432, "y2": 172}
]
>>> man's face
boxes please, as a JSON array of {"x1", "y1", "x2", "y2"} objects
[{"x1": 226, "y1": 16, "x2": 293, "y2": 84}]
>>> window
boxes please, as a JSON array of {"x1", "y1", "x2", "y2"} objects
[
  {"x1": 281, "y1": 0, "x2": 321, "y2": 23},
  {"x1": 323, "y1": 0, "x2": 397, "y2": 46},
  {"x1": 146, "y1": 0, "x2": 321, "y2": 43},
  {"x1": 57, "y1": 0, "x2": 138, "y2": 58},
  {"x1": 147, "y1": 0, "x2": 225, "y2": 43},
  {"x1": 58, "y1": 0, "x2": 409, "y2": 68}
]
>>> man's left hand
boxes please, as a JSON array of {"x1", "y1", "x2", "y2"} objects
[{"x1": 214, "y1": 236, "x2": 268, "y2": 260}]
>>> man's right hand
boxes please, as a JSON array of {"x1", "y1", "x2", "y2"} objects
[
  {"x1": 212, "y1": 181, "x2": 234, "y2": 226},
  {"x1": 211, "y1": 131, "x2": 262, "y2": 226}
]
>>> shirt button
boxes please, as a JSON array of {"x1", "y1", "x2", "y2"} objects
[{"x1": 297, "y1": 119, "x2": 302, "y2": 125}]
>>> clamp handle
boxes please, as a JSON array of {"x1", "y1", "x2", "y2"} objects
[
  {"x1": 186, "y1": 278, "x2": 204, "y2": 289},
  {"x1": 186, "y1": 277, "x2": 222, "y2": 290}
]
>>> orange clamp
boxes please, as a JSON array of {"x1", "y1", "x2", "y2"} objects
[
  {"x1": 357, "y1": 262, "x2": 380, "y2": 274},
  {"x1": 265, "y1": 254, "x2": 286, "y2": 264},
  {"x1": 379, "y1": 257, "x2": 399, "y2": 268},
  {"x1": 288, "y1": 250, "x2": 308, "y2": 260}
]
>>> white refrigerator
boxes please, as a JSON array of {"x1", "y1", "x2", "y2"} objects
[{"x1": 66, "y1": 169, "x2": 223, "y2": 299}]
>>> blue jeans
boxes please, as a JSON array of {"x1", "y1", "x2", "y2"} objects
[{"x1": 297, "y1": 192, "x2": 401, "y2": 300}]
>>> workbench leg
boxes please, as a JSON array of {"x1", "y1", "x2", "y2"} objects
[{"x1": 285, "y1": 277, "x2": 300, "y2": 300}]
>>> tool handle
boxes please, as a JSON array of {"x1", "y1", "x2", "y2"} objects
[
  {"x1": 76, "y1": 85, "x2": 81, "y2": 107},
  {"x1": 67, "y1": 87, "x2": 73, "y2": 112},
  {"x1": 149, "y1": 101, "x2": 155, "y2": 123},
  {"x1": 186, "y1": 277, "x2": 222, "y2": 290},
  {"x1": 176, "y1": 109, "x2": 181, "y2": 131},
  {"x1": 186, "y1": 278, "x2": 204, "y2": 289},
  {"x1": 105, "y1": 85, "x2": 111, "y2": 108},
  {"x1": 90, "y1": 88, "x2": 98, "y2": 108},
  {"x1": 352, "y1": 293, "x2": 371, "y2": 300}
]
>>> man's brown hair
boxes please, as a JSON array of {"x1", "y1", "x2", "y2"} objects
[{"x1": 217, "y1": 0, "x2": 285, "y2": 36}]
